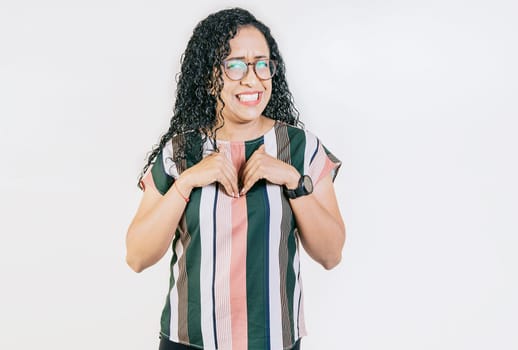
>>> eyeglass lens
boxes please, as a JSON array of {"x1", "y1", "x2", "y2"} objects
[{"x1": 224, "y1": 59, "x2": 276, "y2": 80}]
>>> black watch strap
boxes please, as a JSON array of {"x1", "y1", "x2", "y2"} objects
[{"x1": 284, "y1": 175, "x2": 313, "y2": 199}]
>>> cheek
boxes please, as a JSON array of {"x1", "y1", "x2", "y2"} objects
[
  {"x1": 220, "y1": 87, "x2": 234, "y2": 104},
  {"x1": 221, "y1": 81, "x2": 238, "y2": 100},
  {"x1": 264, "y1": 85, "x2": 273, "y2": 104},
  {"x1": 263, "y1": 82, "x2": 273, "y2": 98}
]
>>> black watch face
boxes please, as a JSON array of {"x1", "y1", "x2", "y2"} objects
[{"x1": 303, "y1": 175, "x2": 313, "y2": 193}]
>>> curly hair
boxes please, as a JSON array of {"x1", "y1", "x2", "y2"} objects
[{"x1": 138, "y1": 7, "x2": 301, "y2": 188}]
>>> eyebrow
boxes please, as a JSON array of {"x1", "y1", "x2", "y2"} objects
[{"x1": 226, "y1": 55, "x2": 269, "y2": 60}]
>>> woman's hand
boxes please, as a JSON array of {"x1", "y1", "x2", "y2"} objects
[
  {"x1": 178, "y1": 151, "x2": 240, "y2": 197},
  {"x1": 239, "y1": 144, "x2": 344, "y2": 269},
  {"x1": 240, "y1": 144, "x2": 300, "y2": 195}
]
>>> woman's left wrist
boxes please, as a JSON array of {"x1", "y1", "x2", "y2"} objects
[{"x1": 285, "y1": 169, "x2": 301, "y2": 190}]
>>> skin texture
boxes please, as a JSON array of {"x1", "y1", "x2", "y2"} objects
[{"x1": 126, "y1": 26, "x2": 345, "y2": 272}]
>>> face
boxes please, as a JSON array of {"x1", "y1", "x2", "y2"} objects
[{"x1": 216, "y1": 26, "x2": 272, "y2": 124}]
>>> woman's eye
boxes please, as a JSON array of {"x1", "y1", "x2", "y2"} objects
[
  {"x1": 227, "y1": 61, "x2": 245, "y2": 70},
  {"x1": 256, "y1": 60, "x2": 268, "y2": 68}
]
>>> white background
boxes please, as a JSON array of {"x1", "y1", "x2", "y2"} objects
[{"x1": 1, "y1": 0, "x2": 517, "y2": 349}]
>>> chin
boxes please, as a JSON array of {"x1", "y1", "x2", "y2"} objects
[
  {"x1": 231, "y1": 106, "x2": 267, "y2": 122},
  {"x1": 241, "y1": 111, "x2": 264, "y2": 120}
]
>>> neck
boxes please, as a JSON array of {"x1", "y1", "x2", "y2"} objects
[{"x1": 214, "y1": 116, "x2": 274, "y2": 141}]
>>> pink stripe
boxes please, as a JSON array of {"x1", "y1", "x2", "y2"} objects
[
  {"x1": 317, "y1": 156, "x2": 338, "y2": 184},
  {"x1": 230, "y1": 143, "x2": 248, "y2": 349},
  {"x1": 214, "y1": 176, "x2": 233, "y2": 348}
]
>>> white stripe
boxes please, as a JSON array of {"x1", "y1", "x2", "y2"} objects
[
  {"x1": 264, "y1": 131, "x2": 284, "y2": 349},
  {"x1": 168, "y1": 238, "x2": 184, "y2": 341},
  {"x1": 199, "y1": 185, "x2": 216, "y2": 349},
  {"x1": 303, "y1": 130, "x2": 318, "y2": 176},
  {"x1": 162, "y1": 140, "x2": 180, "y2": 178},
  {"x1": 298, "y1": 277, "x2": 307, "y2": 337}
]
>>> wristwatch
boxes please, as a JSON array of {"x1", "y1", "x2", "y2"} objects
[{"x1": 283, "y1": 175, "x2": 313, "y2": 199}]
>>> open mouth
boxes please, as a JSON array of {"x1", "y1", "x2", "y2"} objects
[{"x1": 236, "y1": 92, "x2": 261, "y2": 103}]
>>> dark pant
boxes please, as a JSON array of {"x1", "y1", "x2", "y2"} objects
[{"x1": 159, "y1": 336, "x2": 301, "y2": 350}]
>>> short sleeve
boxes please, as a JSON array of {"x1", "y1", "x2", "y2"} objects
[
  {"x1": 139, "y1": 140, "x2": 180, "y2": 195},
  {"x1": 306, "y1": 135, "x2": 341, "y2": 186}
]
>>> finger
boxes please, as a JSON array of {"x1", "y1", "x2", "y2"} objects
[
  {"x1": 241, "y1": 149, "x2": 264, "y2": 177},
  {"x1": 197, "y1": 153, "x2": 237, "y2": 196},
  {"x1": 249, "y1": 144, "x2": 266, "y2": 159},
  {"x1": 225, "y1": 169, "x2": 240, "y2": 197},
  {"x1": 241, "y1": 174, "x2": 261, "y2": 195},
  {"x1": 240, "y1": 158, "x2": 256, "y2": 193},
  {"x1": 218, "y1": 162, "x2": 239, "y2": 197},
  {"x1": 244, "y1": 144, "x2": 265, "y2": 166},
  {"x1": 211, "y1": 152, "x2": 237, "y2": 175},
  {"x1": 240, "y1": 157, "x2": 252, "y2": 183},
  {"x1": 241, "y1": 150, "x2": 269, "y2": 194},
  {"x1": 215, "y1": 166, "x2": 236, "y2": 196},
  {"x1": 219, "y1": 177, "x2": 237, "y2": 198},
  {"x1": 240, "y1": 162, "x2": 262, "y2": 195},
  {"x1": 220, "y1": 158, "x2": 239, "y2": 196}
]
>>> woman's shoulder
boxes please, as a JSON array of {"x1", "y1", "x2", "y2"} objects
[
  {"x1": 160, "y1": 130, "x2": 204, "y2": 157},
  {"x1": 274, "y1": 120, "x2": 319, "y2": 142}
]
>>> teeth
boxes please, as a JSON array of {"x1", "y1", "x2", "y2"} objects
[{"x1": 238, "y1": 93, "x2": 259, "y2": 102}]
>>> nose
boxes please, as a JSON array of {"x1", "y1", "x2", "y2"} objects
[{"x1": 240, "y1": 63, "x2": 260, "y2": 86}]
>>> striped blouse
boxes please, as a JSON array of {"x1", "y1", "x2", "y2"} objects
[{"x1": 141, "y1": 121, "x2": 341, "y2": 350}]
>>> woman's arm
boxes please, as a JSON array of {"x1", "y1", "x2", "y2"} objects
[
  {"x1": 287, "y1": 174, "x2": 345, "y2": 270},
  {"x1": 126, "y1": 152, "x2": 239, "y2": 272},
  {"x1": 241, "y1": 145, "x2": 345, "y2": 270},
  {"x1": 125, "y1": 176, "x2": 191, "y2": 273}
]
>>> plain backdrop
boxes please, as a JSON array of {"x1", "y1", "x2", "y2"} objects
[{"x1": 1, "y1": 0, "x2": 517, "y2": 349}]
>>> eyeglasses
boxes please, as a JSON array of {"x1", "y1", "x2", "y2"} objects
[{"x1": 222, "y1": 58, "x2": 278, "y2": 81}]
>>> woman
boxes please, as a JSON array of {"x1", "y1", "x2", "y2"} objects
[{"x1": 126, "y1": 8, "x2": 345, "y2": 350}]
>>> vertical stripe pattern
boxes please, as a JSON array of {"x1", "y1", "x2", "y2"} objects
[
  {"x1": 146, "y1": 121, "x2": 341, "y2": 349},
  {"x1": 274, "y1": 125, "x2": 296, "y2": 348},
  {"x1": 229, "y1": 143, "x2": 249, "y2": 350},
  {"x1": 176, "y1": 216, "x2": 191, "y2": 342},
  {"x1": 168, "y1": 234, "x2": 183, "y2": 340},
  {"x1": 264, "y1": 128, "x2": 284, "y2": 350},
  {"x1": 214, "y1": 144, "x2": 234, "y2": 349},
  {"x1": 199, "y1": 185, "x2": 217, "y2": 349}
]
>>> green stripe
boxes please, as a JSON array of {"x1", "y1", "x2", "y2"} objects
[
  {"x1": 286, "y1": 225, "x2": 297, "y2": 341},
  {"x1": 160, "y1": 233, "x2": 180, "y2": 335},
  {"x1": 245, "y1": 140, "x2": 268, "y2": 350},
  {"x1": 184, "y1": 188, "x2": 203, "y2": 346},
  {"x1": 286, "y1": 126, "x2": 306, "y2": 174}
]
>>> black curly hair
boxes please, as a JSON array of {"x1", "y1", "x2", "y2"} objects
[{"x1": 138, "y1": 7, "x2": 301, "y2": 189}]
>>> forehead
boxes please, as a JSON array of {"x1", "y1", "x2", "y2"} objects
[{"x1": 227, "y1": 26, "x2": 270, "y2": 58}]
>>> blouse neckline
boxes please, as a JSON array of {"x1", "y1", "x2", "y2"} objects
[{"x1": 214, "y1": 120, "x2": 277, "y2": 146}]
